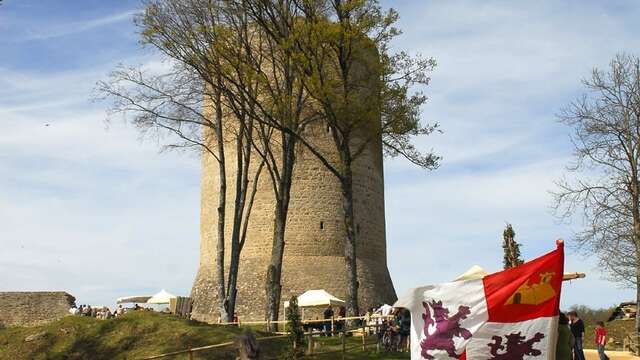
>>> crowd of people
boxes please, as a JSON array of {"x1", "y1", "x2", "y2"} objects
[
  {"x1": 299, "y1": 304, "x2": 411, "y2": 353},
  {"x1": 557, "y1": 311, "x2": 609, "y2": 360},
  {"x1": 68, "y1": 304, "x2": 145, "y2": 320},
  {"x1": 372, "y1": 307, "x2": 411, "y2": 352}
]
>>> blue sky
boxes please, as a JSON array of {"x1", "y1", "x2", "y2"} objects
[{"x1": 1, "y1": 0, "x2": 638, "y2": 310}]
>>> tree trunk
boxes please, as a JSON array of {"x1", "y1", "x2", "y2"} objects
[
  {"x1": 265, "y1": 133, "x2": 296, "y2": 330},
  {"x1": 636, "y1": 273, "x2": 640, "y2": 337},
  {"x1": 339, "y1": 150, "x2": 359, "y2": 317},
  {"x1": 214, "y1": 87, "x2": 228, "y2": 323},
  {"x1": 632, "y1": 176, "x2": 640, "y2": 336},
  {"x1": 225, "y1": 119, "x2": 253, "y2": 323}
]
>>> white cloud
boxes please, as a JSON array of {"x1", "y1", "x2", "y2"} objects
[
  {"x1": 2, "y1": 1, "x2": 639, "y2": 310},
  {"x1": 0, "y1": 61, "x2": 201, "y2": 305},
  {"x1": 382, "y1": 0, "x2": 640, "y2": 308},
  {"x1": 19, "y1": 10, "x2": 140, "y2": 41}
]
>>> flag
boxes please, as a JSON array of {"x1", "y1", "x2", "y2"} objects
[{"x1": 395, "y1": 241, "x2": 564, "y2": 360}]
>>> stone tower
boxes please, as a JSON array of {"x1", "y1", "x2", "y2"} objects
[
  {"x1": 190, "y1": 120, "x2": 397, "y2": 322},
  {"x1": 190, "y1": 46, "x2": 397, "y2": 321}
]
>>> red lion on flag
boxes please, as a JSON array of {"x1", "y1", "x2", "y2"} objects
[{"x1": 420, "y1": 300, "x2": 472, "y2": 359}]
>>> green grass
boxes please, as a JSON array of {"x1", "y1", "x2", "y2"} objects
[
  {"x1": 0, "y1": 311, "x2": 283, "y2": 359},
  {"x1": 584, "y1": 319, "x2": 636, "y2": 350},
  {"x1": 0, "y1": 312, "x2": 408, "y2": 360},
  {"x1": 304, "y1": 335, "x2": 409, "y2": 359}
]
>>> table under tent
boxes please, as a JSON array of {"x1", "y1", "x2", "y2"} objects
[
  {"x1": 116, "y1": 289, "x2": 178, "y2": 312},
  {"x1": 283, "y1": 289, "x2": 346, "y2": 331}
]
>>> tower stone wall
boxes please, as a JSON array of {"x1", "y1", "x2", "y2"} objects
[
  {"x1": 190, "y1": 45, "x2": 397, "y2": 322},
  {"x1": 190, "y1": 118, "x2": 397, "y2": 322}
]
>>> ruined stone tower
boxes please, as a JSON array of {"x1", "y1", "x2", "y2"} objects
[{"x1": 190, "y1": 119, "x2": 397, "y2": 321}]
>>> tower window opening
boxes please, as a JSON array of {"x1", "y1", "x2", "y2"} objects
[
  {"x1": 320, "y1": 221, "x2": 324, "y2": 230},
  {"x1": 357, "y1": 224, "x2": 361, "y2": 234}
]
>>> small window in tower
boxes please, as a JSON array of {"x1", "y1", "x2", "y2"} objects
[
  {"x1": 357, "y1": 224, "x2": 361, "y2": 234},
  {"x1": 320, "y1": 221, "x2": 324, "y2": 230}
]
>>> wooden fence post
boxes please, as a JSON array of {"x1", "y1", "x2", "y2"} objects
[
  {"x1": 307, "y1": 333, "x2": 313, "y2": 355},
  {"x1": 341, "y1": 330, "x2": 346, "y2": 360},
  {"x1": 361, "y1": 324, "x2": 366, "y2": 351},
  {"x1": 188, "y1": 349, "x2": 193, "y2": 360},
  {"x1": 376, "y1": 323, "x2": 380, "y2": 353}
]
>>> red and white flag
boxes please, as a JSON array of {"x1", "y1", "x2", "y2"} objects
[{"x1": 395, "y1": 241, "x2": 564, "y2": 360}]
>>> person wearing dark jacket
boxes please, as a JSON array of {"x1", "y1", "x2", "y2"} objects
[
  {"x1": 323, "y1": 306, "x2": 334, "y2": 337},
  {"x1": 557, "y1": 312, "x2": 575, "y2": 360},
  {"x1": 568, "y1": 311, "x2": 585, "y2": 360}
]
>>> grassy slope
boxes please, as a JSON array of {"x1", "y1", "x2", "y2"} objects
[
  {"x1": 0, "y1": 312, "x2": 408, "y2": 360},
  {"x1": 2, "y1": 311, "x2": 635, "y2": 358},
  {"x1": 584, "y1": 320, "x2": 636, "y2": 350},
  {"x1": 0, "y1": 311, "x2": 279, "y2": 360}
]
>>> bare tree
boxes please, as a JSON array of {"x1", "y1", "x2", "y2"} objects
[
  {"x1": 285, "y1": 0, "x2": 440, "y2": 317},
  {"x1": 96, "y1": 0, "x2": 266, "y2": 322},
  {"x1": 553, "y1": 53, "x2": 640, "y2": 334},
  {"x1": 223, "y1": 0, "x2": 319, "y2": 327}
]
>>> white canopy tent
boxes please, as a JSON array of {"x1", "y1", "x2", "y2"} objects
[
  {"x1": 454, "y1": 265, "x2": 488, "y2": 281},
  {"x1": 116, "y1": 295, "x2": 152, "y2": 304},
  {"x1": 147, "y1": 289, "x2": 177, "y2": 304},
  {"x1": 284, "y1": 289, "x2": 346, "y2": 309},
  {"x1": 284, "y1": 289, "x2": 346, "y2": 321}
]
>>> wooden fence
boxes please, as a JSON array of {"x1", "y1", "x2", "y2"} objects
[
  {"x1": 138, "y1": 315, "x2": 394, "y2": 360},
  {"x1": 624, "y1": 334, "x2": 640, "y2": 356}
]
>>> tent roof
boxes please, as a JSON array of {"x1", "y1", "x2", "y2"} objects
[
  {"x1": 454, "y1": 265, "x2": 488, "y2": 281},
  {"x1": 285, "y1": 289, "x2": 345, "y2": 308},
  {"x1": 146, "y1": 289, "x2": 177, "y2": 304},
  {"x1": 116, "y1": 295, "x2": 152, "y2": 304}
]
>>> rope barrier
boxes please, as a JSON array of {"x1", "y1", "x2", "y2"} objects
[{"x1": 138, "y1": 315, "x2": 394, "y2": 359}]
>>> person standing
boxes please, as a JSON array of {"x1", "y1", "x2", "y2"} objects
[
  {"x1": 323, "y1": 306, "x2": 334, "y2": 337},
  {"x1": 595, "y1": 321, "x2": 609, "y2": 360},
  {"x1": 557, "y1": 312, "x2": 575, "y2": 360},
  {"x1": 398, "y1": 309, "x2": 411, "y2": 353},
  {"x1": 568, "y1": 311, "x2": 585, "y2": 360}
]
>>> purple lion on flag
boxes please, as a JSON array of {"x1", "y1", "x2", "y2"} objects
[
  {"x1": 420, "y1": 300, "x2": 472, "y2": 359},
  {"x1": 487, "y1": 332, "x2": 545, "y2": 360}
]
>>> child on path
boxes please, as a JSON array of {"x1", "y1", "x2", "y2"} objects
[{"x1": 595, "y1": 321, "x2": 609, "y2": 360}]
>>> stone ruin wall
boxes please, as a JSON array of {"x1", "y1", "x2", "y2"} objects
[{"x1": 0, "y1": 292, "x2": 76, "y2": 327}]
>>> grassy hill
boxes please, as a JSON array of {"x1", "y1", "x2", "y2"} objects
[
  {"x1": 10, "y1": 311, "x2": 632, "y2": 358},
  {"x1": 584, "y1": 319, "x2": 636, "y2": 350},
  {"x1": 0, "y1": 311, "x2": 409, "y2": 360},
  {"x1": 0, "y1": 311, "x2": 277, "y2": 359}
]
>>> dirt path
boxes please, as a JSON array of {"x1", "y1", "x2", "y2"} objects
[{"x1": 585, "y1": 349, "x2": 640, "y2": 360}]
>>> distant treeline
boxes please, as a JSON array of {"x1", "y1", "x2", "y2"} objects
[{"x1": 566, "y1": 305, "x2": 616, "y2": 325}]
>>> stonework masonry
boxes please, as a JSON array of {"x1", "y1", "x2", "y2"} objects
[
  {"x1": 190, "y1": 42, "x2": 396, "y2": 322},
  {"x1": 0, "y1": 292, "x2": 76, "y2": 327},
  {"x1": 190, "y1": 116, "x2": 397, "y2": 322}
]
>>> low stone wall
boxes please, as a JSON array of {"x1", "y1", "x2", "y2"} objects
[{"x1": 0, "y1": 292, "x2": 76, "y2": 327}]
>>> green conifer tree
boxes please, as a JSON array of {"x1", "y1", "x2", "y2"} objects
[
  {"x1": 281, "y1": 296, "x2": 305, "y2": 359},
  {"x1": 503, "y1": 223, "x2": 524, "y2": 269}
]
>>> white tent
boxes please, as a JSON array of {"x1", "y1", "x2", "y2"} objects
[
  {"x1": 146, "y1": 289, "x2": 177, "y2": 304},
  {"x1": 377, "y1": 304, "x2": 394, "y2": 316},
  {"x1": 116, "y1": 295, "x2": 152, "y2": 304},
  {"x1": 454, "y1": 265, "x2": 488, "y2": 281},
  {"x1": 284, "y1": 289, "x2": 345, "y2": 308}
]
